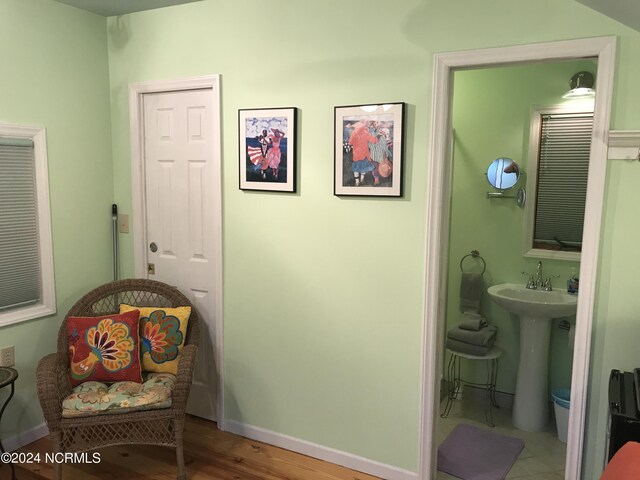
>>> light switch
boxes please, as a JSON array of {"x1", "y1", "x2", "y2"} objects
[{"x1": 119, "y1": 213, "x2": 130, "y2": 234}]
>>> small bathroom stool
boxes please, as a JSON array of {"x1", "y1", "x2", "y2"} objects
[{"x1": 440, "y1": 345, "x2": 502, "y2": 427}]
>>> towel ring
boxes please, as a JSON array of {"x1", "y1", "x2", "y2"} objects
[{"x1": 460, "y1": 250, "x2": 486, "y2": 275}]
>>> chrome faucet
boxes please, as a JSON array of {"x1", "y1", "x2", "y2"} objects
[
  {"x1": 522, "y1": 271, "x2": 536, "y2": 289},
  {"x1": 522, "y1": 261, "x2": 544, "y2": 290},
  {"x1": 522, "y1": 261, "x2": 559, "y2": 290},
  {"x1": 535, "y1": 261, "x2": 544, "y2": 289},
  {"x1": 543, "y1": 274, "x2": 560, "y2": 291}
]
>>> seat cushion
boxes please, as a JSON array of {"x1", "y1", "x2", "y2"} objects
[{"x1": 62, "y1": 372, "x2": 176, "y2": 418}]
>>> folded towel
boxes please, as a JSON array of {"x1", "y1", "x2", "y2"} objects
[
  {"x1": 459, "y1": 272, "x2": 483, "y2": 313},
  {"x1": 446, "y1": 338, "x2": 493, "y2": 357},
  {"x1": 448, "y1": 324, "x2": 497, "y2": 346},
  {"x1": 459, "y1": 313, "x2": 488, "y2": 331}
]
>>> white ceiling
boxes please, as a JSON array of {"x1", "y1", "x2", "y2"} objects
[
  {"x1": 52, "y1": 0, "x2": 640, "y2": 28},
  {"x1": 52, "y1": 0, "x2": 203, "y2": 17},
  {"x1": 575, "y1": 0, "x2": 640, "y2": 32}
]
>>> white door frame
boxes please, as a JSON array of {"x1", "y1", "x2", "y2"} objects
[
  {"x1": 419, "y1": 37, "x2": 616, "y2": 480},
  {"x1": 128, "y1": 75, "x2": 224, "y2": 427}
]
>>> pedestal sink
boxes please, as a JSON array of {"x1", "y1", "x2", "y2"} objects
[{"x1": 488, "y1": 283, "x2": 577, "y2": 431}]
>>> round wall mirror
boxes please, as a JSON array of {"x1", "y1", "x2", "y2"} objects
[{"x1": 486, "y1": 157, "x2": 520, "y2": 190}]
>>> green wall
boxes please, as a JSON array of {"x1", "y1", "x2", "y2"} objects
[
  {"x1": 1, "y1": 0, "x2": 640, "y2": 478},
  {"x1": 107, "y1": 1, "x2": 426, "y2": 470},
  {"x1": 447, "y1": 60, "x2": 594, "y2": 394},
  {"x1": 104, "y1": 0, "x2": 640, "y2": 476},
  {"x1": 0, "y1": 0, "x2": 113, "y2": 444}
]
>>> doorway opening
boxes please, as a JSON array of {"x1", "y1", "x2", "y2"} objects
[{"x1": 419, "y1": 37, "x2": 616, "y2": 480}]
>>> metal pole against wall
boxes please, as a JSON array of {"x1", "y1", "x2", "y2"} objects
[{"x1": 112, "y1": 204, "x2": 119, "y2": 281}]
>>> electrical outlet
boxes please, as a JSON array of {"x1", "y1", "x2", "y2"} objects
[{"x1": 0, "y1": 345, "x2": 15, "y2": 367}]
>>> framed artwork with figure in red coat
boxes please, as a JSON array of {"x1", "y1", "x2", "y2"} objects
[{"x1": 334, "y1": 102, "x2": 405, "y2": 197}]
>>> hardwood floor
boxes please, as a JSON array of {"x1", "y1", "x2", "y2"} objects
[{"x1": 13, "y1": 415, "x2": 381, "y2": 480}]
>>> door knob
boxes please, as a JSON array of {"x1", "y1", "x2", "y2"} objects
[{"x1": 149, "y1": 242, "x2": 158, "y2": 253}]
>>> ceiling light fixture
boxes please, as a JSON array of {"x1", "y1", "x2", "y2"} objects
[{"x1": 562, "y1": 71, "x2": 595, "y2": 99}]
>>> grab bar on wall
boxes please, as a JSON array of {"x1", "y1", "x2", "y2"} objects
[{"x1": 459, "y1": 250, "x2": 486, "y2": 275}]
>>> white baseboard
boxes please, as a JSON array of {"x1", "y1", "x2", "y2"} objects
[
  {"x1": 7, "y1": 419, "x2": 419, "y2": 479},
  {"x1": 224, "y1": 420, "x2": 418, "y2": 480},
  {"x1": 3, "y1": 422, "x2": 49, "y2": 452}
]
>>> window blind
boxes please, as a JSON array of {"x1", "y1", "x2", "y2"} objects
[
  {"x1": 534, "y1": 113, "x2": 593, "y2": 249},
  {"x1": 0, "y1": 139, "x2": 41, "y2": 311}
]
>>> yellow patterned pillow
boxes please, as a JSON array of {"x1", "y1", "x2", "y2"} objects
[{"x1": 119, "y1": 304, "x2": 191, "y2": 375}]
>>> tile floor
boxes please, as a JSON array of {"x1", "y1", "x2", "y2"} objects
[{"x1": 436, "y1": 393, "x2": 566, "y2": 480}]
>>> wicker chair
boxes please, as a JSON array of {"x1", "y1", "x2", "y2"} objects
[{"x1": 36, "y1": 279, "x2": 200, "y2": 480}]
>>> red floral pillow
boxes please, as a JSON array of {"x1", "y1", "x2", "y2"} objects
[{"x1": 67, "y1": 310, "x2": 142, "y2": 387}]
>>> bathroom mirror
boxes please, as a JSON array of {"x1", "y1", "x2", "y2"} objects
[
  {"x1": 523, "y1": 105, "x2": 593, "y2": 261},
  {"x1": 486, "y1": 157, "x2": 520, "y2": 190}
]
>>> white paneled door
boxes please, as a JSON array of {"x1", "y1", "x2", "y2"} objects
[{"x1": 142, "y1": 88, "x2": 219, "y2": 421}]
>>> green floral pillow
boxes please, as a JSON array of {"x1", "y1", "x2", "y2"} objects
[{"x1": 119, "y1": 304, "x2": 190, "y2": 375}]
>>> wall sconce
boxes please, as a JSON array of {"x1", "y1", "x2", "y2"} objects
[{"x1": 562, "y1": 71, "x2": 595, "y2": 99}]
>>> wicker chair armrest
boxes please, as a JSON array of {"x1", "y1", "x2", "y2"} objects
[
  {"x1": 36, "y1": 353, "x2": 71, "y2": 430},
  {"x1": 171, "y1": 344, "x2": 198, "y2": 415}
]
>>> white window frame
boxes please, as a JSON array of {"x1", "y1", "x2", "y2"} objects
[
  {"x1": 0, "y1": 124, "x2": 56, "y2": 327},
  {"x1": 523, "y1": 105, "x2": 592, "y2": 262}
]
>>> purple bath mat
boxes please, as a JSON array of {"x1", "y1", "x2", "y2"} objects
[{"x1": 437, "y1": 423, "x2": 524, "y2": 480}]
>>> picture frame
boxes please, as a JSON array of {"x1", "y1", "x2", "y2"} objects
[
  {"x1": 334, "y1": 102, "x2": 405, "y2": 197},
  {"x1": 239, "y1": 107, "x2": 297, "y2": 192}
]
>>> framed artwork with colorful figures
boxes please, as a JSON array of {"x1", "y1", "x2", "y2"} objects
[
  {"x1": 334, "y1": 102, "x2": 405, "y2": 197},
  {"x1": 238, "y1": 107, "x2": 297, "y2": 192}
]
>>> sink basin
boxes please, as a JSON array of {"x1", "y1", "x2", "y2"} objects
[
  {"x1": 488, "y1": 283, "x2": 577, "y2": 318},
  {"x1": 487, "y1": 282, "x2": 577, "y2": 432}
]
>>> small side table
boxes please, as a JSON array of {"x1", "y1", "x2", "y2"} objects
[
  {"x1": 0, "y1": 367, "x2": 18, "y2": 480},
  {"x1": 440, "y1": 346, "x2": 501, "y2": 427}
]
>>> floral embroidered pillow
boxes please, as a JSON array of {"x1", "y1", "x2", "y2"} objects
[
  {"x1": 119, "y1": 304, "x2": 191, "y2": 375},
  {"x1": 67, "y1": 310, "x2": 142, "y2": 387}
]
